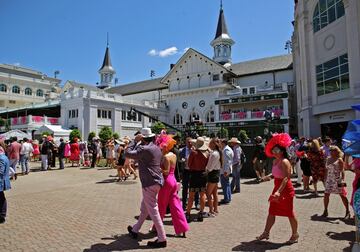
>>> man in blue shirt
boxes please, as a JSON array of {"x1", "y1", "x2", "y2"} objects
[
  {"x1": 220, "y1": 139, "x2": 234, "y2": 204},
  {"x1": 0, "y1": 140, "x2": 11, "y2": 224}
]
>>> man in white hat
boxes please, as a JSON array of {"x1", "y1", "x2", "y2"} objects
[
  {"x1": 126, "y1": 128, "x2": 167, "y2": 248},
  {"x1": 229, "y1": 137, "x2": 243, "y2": 193}
]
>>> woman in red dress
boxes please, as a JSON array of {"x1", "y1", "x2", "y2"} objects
[
  {"x1": 70, "y1": 138, "x2": 80, "y2": 167},
  {"x1": 256, "y1": 133, "x2": 299, "y2": 244}
]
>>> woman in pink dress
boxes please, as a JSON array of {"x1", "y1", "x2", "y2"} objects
[
  {"x1": 70, "y1": 138, "x2": 80, "y2": 167},
  {"x1": 154, "y1": 133, "x2": 189, "y2": 237},
  {"x1": 32, "y1": 140, "x2": 40, "y2": 161},
  {"x1": 64, "y1": 141, "x2": 71, "y2": 163}
]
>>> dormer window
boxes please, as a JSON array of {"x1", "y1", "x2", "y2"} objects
[{"x1": 213, "y1": 74, "x2": 220, "y2": 81}]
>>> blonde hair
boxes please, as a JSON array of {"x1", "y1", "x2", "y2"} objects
[
  {"x1": 329, "y1": 145, "x2": 344, "y2": 159},
  {"x1": 310, "y1": 139, "x2": 321, "y2": 152}
]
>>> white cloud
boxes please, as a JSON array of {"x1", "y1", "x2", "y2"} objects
[
  {"x1": 159, "y1": 47, "x2": 178, "y2": 57},
  {"x1": 183, "y1": 47, "x2": 190, "y2": 53},
  {"x1": 148, "y1": 49, "x2": 157, "y2": 56},
  {"x1": 13, "y1": 62, "x2": 21, "y2": 66}
]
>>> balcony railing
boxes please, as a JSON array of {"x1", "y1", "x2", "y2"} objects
[
  {"x1": 9, "y1": 115, "x2": 59, "y2": 126},
  {"x1": 220, "y1": 109, "x2": 284, "y2": 121}
]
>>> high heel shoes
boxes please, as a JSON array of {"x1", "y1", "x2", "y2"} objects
[
  {"x1": 286, "y1": 233, "x2": 299, "y2": 244},
  {"x1": 256, "y1": 231, "x2": 269, "y2": 241}
]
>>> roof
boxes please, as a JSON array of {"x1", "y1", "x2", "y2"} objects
[
  {"x1": 0, "y1": 130, "x2": 31, "y2": 140},
  {"x1": 230, "y1": 54, "x2": 293, "y2": 76},
  {"x1": 0, "y1": 100, "x2": 60, "y2": 115},
  {"x1": 99, "y1": 47, "x2": 115, "y2": 73},
  {"x1": 215, "y1": 8, "x2": 229, "y2": 39},
  {"x1": 65, "y1": 80, "x2": 99, "y2": 91},
  {"x1": 107, "y1": 77, "x2": 167, "y2": 96},
  {"x1": 35, "y1": 125, "x2": 71, "y2": 135},
  {"x1": 0, "y1": 64, "x2": 61, "y2": 84}
]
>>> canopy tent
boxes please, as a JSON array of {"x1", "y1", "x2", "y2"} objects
[
  {"x1": 0, "y1": 130, "x2": 31, "y2": 140},
  {"x1": 34, "y1": 125, "x2": 72, "y2": 144},
  {"x1": 352, "y1": 104, "x2": 360, "y2": 111}
]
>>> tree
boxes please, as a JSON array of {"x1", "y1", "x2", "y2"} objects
[
  {"x1": 88, "y1": 131, "x2": 96, "y2": 142},
  {"x1": 0, "y1": 118, "x2": 4, "y2": 127},
  {"x1": 41, "y1": 131, "x2": 51, "y2": 137},
  {"x1": 4, "y1": 120, "x2": 10, "y2": 132},
  {"x1": 113, "y1": 132, "x2": 120, "y2": 140},
  {"x1": 99, "y1": 126, "x2": 113, "y2": 142},
  {"x1": 238, "y1": 130, "x2": 249, "y2": 143},
  {"x1": 69, "y1": 129, "x2": 81, "y2": 142},
  {"x1": 217, "y1": 127, "x2": 229, "y2": 139},
  {"x1": 151, "y1": 122, "x2": 166, "y2": 135}
]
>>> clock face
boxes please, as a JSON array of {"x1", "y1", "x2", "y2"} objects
[
  {"x1": 182, "y1": 102, "x2": 188, "y2": 109},
  {"x1": 199, "y1": 100, "x2": 205, "y2": 107}
]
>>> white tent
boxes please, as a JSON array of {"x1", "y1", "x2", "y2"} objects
[
  {"x1": 0, "y1": 130, "x2": 31, "y2": 140},
  {"x1": 35, "y1": 125, "x2": 72, "y2": 144}
]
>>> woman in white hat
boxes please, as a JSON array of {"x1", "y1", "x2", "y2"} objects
[{"x1": 186, "y1": 137, "x2": 209, "y2": 222}]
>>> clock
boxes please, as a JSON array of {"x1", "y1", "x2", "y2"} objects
[
  {"x1": 199, "y1": 100, "x2": 205, "y2": 107},
  {"x1": 182, "y1": 102, "x2": 188, "y2": 109}
]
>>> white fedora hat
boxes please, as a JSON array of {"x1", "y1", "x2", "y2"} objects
[
  {"x1": 195, "y1": 137, "x2": 208, "y2": 151},
  {"x1": 141, "y1": 128, "x2": 155, "y2": 138},
  {"x1": 229, "y1": 137, "x2": 241, "y2": 144}
]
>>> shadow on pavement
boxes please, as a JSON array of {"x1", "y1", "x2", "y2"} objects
[
  {"x1": 96, "y1": 179, "x2": 137, "y2": 185},
  {"x1": 311, "y1": 214, "x2": 354, "y2": 225},
  {"x1": 232, "y1": 240, "x2": 291, "y2": 251},
  {"x1": 242, "y1": 179, "x2": 261, "y2": 185},
  {"x1": 326, "y1": 230, "x2": 355, "y2": 242},
  {"x1": 83, "y1": 234, "x2": 152, "y2": 251}
]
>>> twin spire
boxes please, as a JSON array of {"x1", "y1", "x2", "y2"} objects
[{"x1": 98, "y1": 33, "x2": 116, "y2": 89}]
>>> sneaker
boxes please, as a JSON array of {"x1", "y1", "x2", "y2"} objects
[
  {"x1": 127, "y1": 225, "x2": 138, "y2": 239},
  {"x1": 197, "y1": 212, "x2": 203, "y2": 222},
  {"x1": 186, "y1": 213, "x2": 191, "y2": 223},
  {"x1": 202, "y1": 212, "x2": 210, "y2": 218},
  {"x1": 147, "y1": 239, "x2": 167, "y2": 248}
]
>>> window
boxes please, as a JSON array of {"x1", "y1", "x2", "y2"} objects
[
  {"x1": 121, "y1": 111, "x2": 126, "y2": 120},
  {"x1": 25, "y1": 88, "x2": 32, "y2": 96},
  {"x1": 173, "y1": 114, "x2": 183, "y2": 125},
  {"x1": 213, "y1": 74, "x2": 220, "y2": 81},
  {"x1": 137, "y1": 113, "x2": 142, "y2": 122},
  {"x1": 98, "y1": 109, "x2": 111, "y2": 119},
  {"x1": 9, "y1": 100, "x2": 16, "y2": 104},
  {"x1": 313, "y1": 0, "x2": 345, "y2": 33},
  {"x1": 249, "y1": 87, "x2": 256, "y2": 94},
  {"x1": 69, "y1": 109, "x2": 79, "y2": 118},
  {"x1": 189, "y1": 112, "x2": 200, "y2": 122},
  {"x1": 316, "y1": 53, "x2": 349, "y2": 96},
  {"x1": 149, "y1": 116, "x2": 158, "y2": 123},
  {"x1": 242, "y1": 88, "x2": 248, "y2": 95},
  {"x1": 36, "y1": 89, "x2": 43, "y2": 97},
  {"x1": 0, "y1": 84, "x2": 7, "y2": 92},
  {"x1": 12, "y1": 85, "x2": 20, "y2": 94},
  {"x1": 206, "y1": 111, "x2": 215, "y2": 123}
]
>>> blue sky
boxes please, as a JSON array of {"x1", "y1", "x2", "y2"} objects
[{"x1": 0, "y1": 0, "x2": 294, "y2": 86}]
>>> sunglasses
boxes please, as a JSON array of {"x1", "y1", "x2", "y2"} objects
[{"x1": 272, "y1": 147, "x2": 282, "y2": 154}]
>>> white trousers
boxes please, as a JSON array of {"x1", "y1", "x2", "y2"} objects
[{"x1": 41, "y1": 155, "x2": 48, "y2": 170}]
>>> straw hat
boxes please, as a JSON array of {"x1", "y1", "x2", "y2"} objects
[
  {"x1": 228, "y1": 137, "x2": 241, "y2": 144},
  {"x1": 194, "y1": 137, "x2": 208, "y2": 151}
]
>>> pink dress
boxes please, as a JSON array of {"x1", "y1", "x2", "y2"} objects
[
  {"x1": 157, "y1": 165, "x2": 189, "y2": 235},
  {"x1": 32, "y1": 144, "x2": 40, "y2": 155},
  {"x1": 64, "y1": 144, "x2": 71, "y2": 158}
]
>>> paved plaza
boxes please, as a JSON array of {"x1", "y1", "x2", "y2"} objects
[{"x1": 0, "y1": 162, "x2": 356, "y2": 252}]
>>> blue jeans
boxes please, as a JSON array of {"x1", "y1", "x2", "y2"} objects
[
  {"x1": 231, "y1": 164, "x2": 241, "y2": 193},
  {"x1": 220, "y1": 174, "x2": 231, "y2": 203},
  {"x1": 20, "y1": 154, "x2": 30, "y2": 173}
]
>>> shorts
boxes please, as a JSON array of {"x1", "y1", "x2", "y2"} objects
[
  {"x1": 189, "y1": 171, "x2": 207, "y2": 192},
  {"x1": 254, "y1": 160, "x2": 265, "y2": 172},
  {"x1": 207, "y1": 170, "x2": 220, "y2": 183}
]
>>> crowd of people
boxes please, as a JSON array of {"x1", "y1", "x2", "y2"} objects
[{"x1": 0, "y1": 128, "x2": 359, "y2": 249}]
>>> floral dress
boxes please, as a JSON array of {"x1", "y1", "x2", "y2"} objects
[
  {"x1": 325, "y1": 158, "x2": 347, "y2": 196},
  {"x1": 308, "y1": 150, "x2": 326, "y2": 183}
]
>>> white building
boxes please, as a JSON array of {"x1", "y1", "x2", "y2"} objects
[
  {"x1": 293, "y1": 0, "x2": 360, "y2": 141},
  {"x1": 1, "y1": 4, "x2": 297, "y2": 140},
  {"x1": 0, "y1": 64, "x2": 61, "y2": 109}
]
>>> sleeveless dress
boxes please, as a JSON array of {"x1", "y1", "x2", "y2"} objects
[
  {"x1": 325, "y1": 158, "x2": 347, "y2": 196},
  {"x1": 269, "y1": 160, "x2": 295, "y2": 217},
  {"x1": 70, "y1": 143, "x2": 80, "y2": 161},
  {"x1": 32, "y1": 144, "x2": 40, "y2": 155},
  {"x1": 157, "y1": 164, "x2": 189, "y2": 235},
  {"x1": 64, "y1": 144, "x2": 71, "y2": 158}
]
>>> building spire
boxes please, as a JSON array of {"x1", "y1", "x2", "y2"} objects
[
  {"x1": 210, "y1": 2, "x2": 235, "y2": 66},
  {"x1": 98, "y1": 33, "x2": 116, "y2": 89}
]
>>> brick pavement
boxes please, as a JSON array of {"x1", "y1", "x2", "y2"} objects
[{"x1": 0, "y1": 162, "x2": 356, "y2": 252}]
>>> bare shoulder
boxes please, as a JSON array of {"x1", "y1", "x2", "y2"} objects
[{"x1": 281, "y1": 158, "x2": 291, "y2": 166}]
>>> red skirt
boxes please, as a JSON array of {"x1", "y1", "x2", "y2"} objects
[{"x1": 269, "y1": 178, "x2": 295, "y2": 217}]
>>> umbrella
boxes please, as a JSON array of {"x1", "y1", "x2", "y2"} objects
[
  {"x1": 342, "y1": 120, "x2": 360, "y2": 157},
  {"x1": 0, "y1": 130, "x2": 31, "y2": 141},
  {"x1": 352, "y1": 104, "x2": 360, "y2": 111}
]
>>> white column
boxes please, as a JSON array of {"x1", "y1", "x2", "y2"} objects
[{"x1": 282, "y1": 98, "x2": 289, "y2": 117}]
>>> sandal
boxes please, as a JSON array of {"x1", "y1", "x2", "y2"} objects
[
  {"x1": 344, "y1": 211, "x2": 351, "y2": 219},
  {"x1": 286, "y1": 233, "x2": 299, "y2": 244},
  {"x1": 321, "y1": 210, "x2": 328, "y2": 217},
  {"x1": 256, "y1": 231, "x2": 269, "y2": 241}
]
